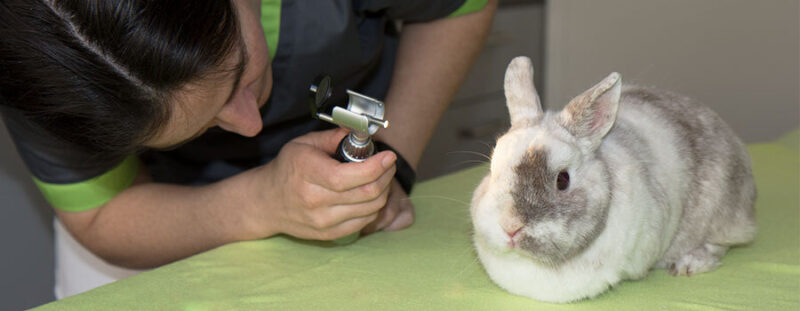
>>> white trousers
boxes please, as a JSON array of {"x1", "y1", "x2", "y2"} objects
[{"x1": 53, "y1": 219, "x2": 142, "y2": 299}]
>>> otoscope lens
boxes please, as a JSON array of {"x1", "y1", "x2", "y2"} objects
[{"x1": 316, "y1": 76, "x2": 332, "y2": 109}]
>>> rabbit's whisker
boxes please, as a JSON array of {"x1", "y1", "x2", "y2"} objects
[
  {"x1": 447, "y1": 150, "x2": 492, "y2": 161},
  {"x1": 404, "y1": 195, "x2": 471, "y2": 207}
]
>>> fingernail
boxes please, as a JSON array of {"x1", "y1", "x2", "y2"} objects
[{"x1": 382, "y1": 152, "x2": 396, "y2": 169}]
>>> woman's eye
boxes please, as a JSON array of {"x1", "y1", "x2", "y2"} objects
[{"x1": 556, "y1": 171, "x2": 570, "y2": 191}]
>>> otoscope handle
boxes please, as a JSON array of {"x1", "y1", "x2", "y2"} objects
[
  {"x1": 334, "y1": 138, "x2": 349, "y2": 163},
  {"x1": 331, "y1": 144, "x2": 359, "y2": 244},
  {"x1": 331, "y1": 134, "x2": 377, "y2": 245}
]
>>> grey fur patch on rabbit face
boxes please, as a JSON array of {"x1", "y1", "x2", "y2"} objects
[{"x1": 511, "y1": 147, "x2": 611, "y2": 266}]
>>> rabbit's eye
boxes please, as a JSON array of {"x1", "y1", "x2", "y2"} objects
[{"x1": 556, "y1": 171, "x2": 570, "y2": 191}]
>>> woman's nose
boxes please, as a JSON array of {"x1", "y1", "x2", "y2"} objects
[{"x1": 215, "y1": 87, "x2": 263, "y2": 137}]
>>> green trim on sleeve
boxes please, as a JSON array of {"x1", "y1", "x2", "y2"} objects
[
  {"x1": 260, "y1": 0, "x2": 281, "y2": 60},
  {"x1": 33, "y1": 155, "x2": 140, "y2": 212},
  {"x1": 448, "y1": 0, "x2": 489, "y2": 18}
]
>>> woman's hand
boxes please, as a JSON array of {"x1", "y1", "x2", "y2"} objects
[
  {"x1": 245, "y1": 128, "x2": 397, "y2": 241},
  {"x1": 361, "y1": 180, "x2": 415, "y2": 234}
]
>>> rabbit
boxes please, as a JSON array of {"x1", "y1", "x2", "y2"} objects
[{"x1": 470, "y1": 56, "x2": 756, "y2": 303}]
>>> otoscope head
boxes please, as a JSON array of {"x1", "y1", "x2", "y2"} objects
[{"x1": 308, "y1": 74, "x2": 388, "y2": 135}]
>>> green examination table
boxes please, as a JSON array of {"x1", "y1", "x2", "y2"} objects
[{"x1": 35, "y1": 130, "x2": 799, "y2": 310}]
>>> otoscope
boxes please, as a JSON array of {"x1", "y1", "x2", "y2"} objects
[{"x1": 308, "y1": 75, "x2": 389, "y2": 244}]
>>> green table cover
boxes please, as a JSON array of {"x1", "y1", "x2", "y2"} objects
[{"x1": 35, "y1": 130, "x2": 800, "y2": 310}]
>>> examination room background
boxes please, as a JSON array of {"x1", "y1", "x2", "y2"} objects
[{"x1": 2, "y1": 0, "x2": 797, "y2": 309}]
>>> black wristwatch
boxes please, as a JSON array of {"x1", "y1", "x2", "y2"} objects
[{"x1": 374, "y1": 141, "x2": 416, "y2": 195}]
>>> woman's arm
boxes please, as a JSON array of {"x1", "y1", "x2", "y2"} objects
[{"x1": 57, "y1": 129, "x2": 397, "y2": 269}]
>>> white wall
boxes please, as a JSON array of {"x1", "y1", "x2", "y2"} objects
[{"x1": 545, "y1": 0, "x2": 799, "y2": 142}]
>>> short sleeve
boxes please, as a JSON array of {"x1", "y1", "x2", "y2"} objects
[
  {"x1": 1, "y1": 108, "x2": 139, "y2": 212},
  {"x1": 446, "y1": 0, "x2": 490, "y2": 18},
  {"x1": 354, "y1": 0, "x2": 489, "y2": 23}
]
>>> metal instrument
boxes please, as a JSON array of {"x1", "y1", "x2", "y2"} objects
[{"x1": 309, "y1": 75, "x2": 389, "y2": 163}]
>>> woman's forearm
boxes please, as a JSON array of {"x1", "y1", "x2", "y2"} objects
[
  {"x1": 56, "y1": 129, "x2": 396, "y2": 269},
  {"x1": 56, "y1": 165, "x2": 271, "y2": 269}
]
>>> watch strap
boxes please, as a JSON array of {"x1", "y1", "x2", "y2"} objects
[{"x1": 374, "y1": 141, "x2": 416, "y2": 195}]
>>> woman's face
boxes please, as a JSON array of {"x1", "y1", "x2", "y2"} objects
[{"x1": 144, "y1": 0, "x2": 272, "y2": 149}]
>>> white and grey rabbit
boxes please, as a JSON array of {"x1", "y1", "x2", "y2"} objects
[{"x1": 470, "y1": 56, "x2": 756, "y2": 303}]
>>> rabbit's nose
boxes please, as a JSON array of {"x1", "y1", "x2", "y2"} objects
[
  {"x1": 505, "y1": 227, "x2": 522, "y2": 238},
  {"x1": 500, "y1": 209, "x2": 524, "y2": 238},
  {"x1": 504, "y1": 226, "x2": 523, "y2": 249},
  {"x1": 501, "y1": 220, "x2": 523, "y2": 238}
]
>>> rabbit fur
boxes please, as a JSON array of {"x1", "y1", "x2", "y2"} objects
[{"x1": 470, "y1": 56, "x2": 756, "y2": 303}]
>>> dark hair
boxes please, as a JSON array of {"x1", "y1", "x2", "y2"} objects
[{"x1": 0, "y1": 0, "x2": 242, "y2": 160}]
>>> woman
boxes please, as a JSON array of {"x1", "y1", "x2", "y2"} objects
[{"x1": 0, "y1": 0, "x2": 496, "y2": 298}]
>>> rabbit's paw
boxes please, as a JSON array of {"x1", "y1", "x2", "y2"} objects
[{"x1": 668, "y1": 243, "x2": 727, "y2": 276}]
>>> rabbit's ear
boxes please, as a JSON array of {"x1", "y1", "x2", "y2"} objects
[
  {"x1": 559, "y1": 72, "x2": 621, "y2": 151},
  {"x1": 504, "y1": 56, "x2": 543, "y2": 127}
]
